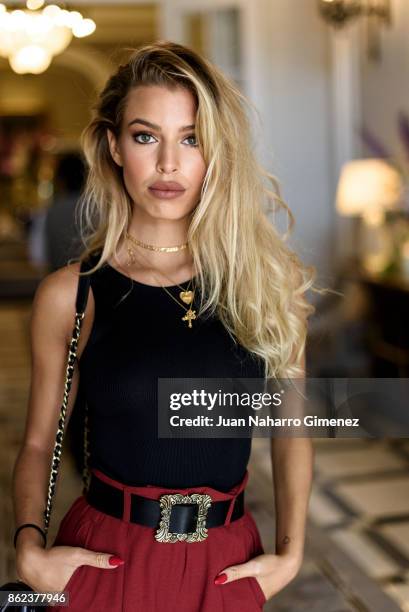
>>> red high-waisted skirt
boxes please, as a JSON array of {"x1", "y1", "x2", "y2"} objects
[{"x1": 51, "y1": 467, "x2": 266, "y2": 611}]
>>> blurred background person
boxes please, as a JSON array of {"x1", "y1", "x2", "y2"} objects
[
  {"x1": 25, "y1": 152, "x2": 86, "y2": 271},
  {"x1": 44, "y1": 151, "x2": 86, "y2": 271}
]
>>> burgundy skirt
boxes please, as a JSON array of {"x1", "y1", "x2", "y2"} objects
[{"x1": 51, "y1": 468, "x2": 266, "y2": 611}]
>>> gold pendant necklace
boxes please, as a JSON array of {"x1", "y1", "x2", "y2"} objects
[{"x1": 125, "y1": 241, "x2": 197, "y2": 328}]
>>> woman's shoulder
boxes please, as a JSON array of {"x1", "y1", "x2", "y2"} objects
[
  {"x1": 35, "y1": 261, "x2": 82, "y2": 302},
  {"x1": 31, "y1": 262, "x2": 86, "y2": 349},
  {"x1": 32, "y1": 250, "x2": 101, "y2": 339},
  {"x1": 34, "y1": 259, "x2": 90, "y2": 311},
  {"x1": 38, "y1": 251, "x2": 103, "y2": 304}
]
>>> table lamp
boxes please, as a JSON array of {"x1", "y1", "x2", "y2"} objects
[{"x1": 335, "y1": 158, "x2": 403, "y2": 271}]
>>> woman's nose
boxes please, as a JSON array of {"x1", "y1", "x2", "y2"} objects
[{"x1": 156, "y1": 143, "x2": 179, "y2": 174}]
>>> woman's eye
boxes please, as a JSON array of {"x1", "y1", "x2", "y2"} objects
[
  {"x1": 184, "y1": 135, "x2": 198, "y2": 147},
  {"x1": 132, "y1": 132, "x2": 155, "y2": 144}
]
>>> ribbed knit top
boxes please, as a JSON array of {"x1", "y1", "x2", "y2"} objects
[{"x1": 78, "y1": 253, "x2": 265, "y2": 492}]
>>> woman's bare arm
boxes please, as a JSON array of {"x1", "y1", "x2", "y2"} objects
[
  {"x1": 12, "y1": 262, "x2": 88, "y2": 558},
  {"x1": 270, "y1": 352, "x2": 314, "y2": 565},
  {"x1": 270, "y1": 437, "x2": 314, "y2": 563},
  {"x1": 11, "y1": 265, "x2": 122, "y2": 592}
]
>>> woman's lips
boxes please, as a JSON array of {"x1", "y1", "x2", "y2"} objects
[{"x1": 148, "y1": 187, "x2": 186, "y2": 199}]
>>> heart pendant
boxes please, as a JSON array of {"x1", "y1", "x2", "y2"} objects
[{"x1": 179, "y1": 290, "x2": 193, "y2": 304}]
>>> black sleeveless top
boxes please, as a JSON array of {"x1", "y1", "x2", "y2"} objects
[{"x1": 78, "y1": 253, "x2": 265, "y2": 492}]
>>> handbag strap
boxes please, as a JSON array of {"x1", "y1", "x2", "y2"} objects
[{"x1": 43, "y1": 257, "x2": 93, "y2": 533}]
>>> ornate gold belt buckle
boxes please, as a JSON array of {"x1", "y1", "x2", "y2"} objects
[{"x1": 155, "y1": 493, "x2": 212, "y2": 543}]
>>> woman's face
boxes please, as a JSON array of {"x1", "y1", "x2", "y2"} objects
[{"x1": 107, "y1": 85, "x2": 207, "y2": 221}]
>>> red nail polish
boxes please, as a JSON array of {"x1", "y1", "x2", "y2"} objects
[
  {"x1": 109, "y1": 556, "x2": 125, "y2": 566},
  {"x1": 214, "y1": 573, "x2": 227, "y2": 585}
]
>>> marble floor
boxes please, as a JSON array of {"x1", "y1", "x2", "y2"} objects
[
  {"x1": 307, "y1": 438, "x2": 409, "y2": 610},
  {"x1": 0, "y1": 300, "x2": 407, "y2": 611}
]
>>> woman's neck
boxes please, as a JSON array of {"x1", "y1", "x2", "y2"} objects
[
  {"x1": 122, "y1": 211, "x2": 195, "y2": 275},
  {"x1": 111, "y1": 235, "x2": 195, "y2": 286},
  {"x1": 127, "y1": 210, "x2": 191, "y2": 248}
]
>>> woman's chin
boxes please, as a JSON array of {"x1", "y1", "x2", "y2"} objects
[{"x1": 132, "y1": 200, "x2": 197, "y2": 220}]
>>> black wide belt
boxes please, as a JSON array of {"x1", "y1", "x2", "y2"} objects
[{"x1": 86, "y1": 473, "x2": 244, "y2": 543}]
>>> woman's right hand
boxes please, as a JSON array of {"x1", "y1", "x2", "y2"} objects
[{"x1": 16, "y1": 543, "x2": 124, "y2": 594}]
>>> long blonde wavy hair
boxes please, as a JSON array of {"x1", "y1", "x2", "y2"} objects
[{"x1": 75, "y1": 40, "x2": 323, "y2": 380}]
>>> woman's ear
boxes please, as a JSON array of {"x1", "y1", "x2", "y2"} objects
[{"x1": 107, "y1": 129, "x2": 123, "y2": 167}]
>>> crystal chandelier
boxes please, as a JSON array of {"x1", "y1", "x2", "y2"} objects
[
  {"x1": 318, "y1": 0, "x2": 391, "y2": 28},
  {"x1": 0, "y1": 1, "x2": 96, "y2": 74}
]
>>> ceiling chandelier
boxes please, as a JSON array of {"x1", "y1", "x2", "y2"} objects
[
  {"x1": 318, "y1": 0, "x2": 391, "y2": 60},
  {"x1": 318, "y1": 0, "x2": 391, "y2": 28},
  {"x1": 0, "y1": 1, "x2": 96, "y2": 74}
]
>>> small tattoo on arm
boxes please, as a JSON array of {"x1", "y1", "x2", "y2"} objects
[{"x1": 282, "y1": 536, "x2": 291, "y2": 545}]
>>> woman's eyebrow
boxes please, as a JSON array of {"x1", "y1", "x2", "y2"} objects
[{"x1": 127, "y1": 118, "x2": 195, "y2": 131}]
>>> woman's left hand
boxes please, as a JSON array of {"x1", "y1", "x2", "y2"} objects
[{"x1": 214, "y1": 552, "x2": 302, "y2": 602}]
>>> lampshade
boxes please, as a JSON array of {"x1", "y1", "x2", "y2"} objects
[{"x1": 336, "y1": 158, "x2": 403, "y2": 224}]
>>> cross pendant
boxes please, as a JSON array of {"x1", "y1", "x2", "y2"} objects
[{"x1": 182, "y1": 308, "x2": 197, "y2": 328}]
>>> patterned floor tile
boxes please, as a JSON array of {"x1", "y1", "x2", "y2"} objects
[
  {"x1": 384, "y1": 582, "x2": 409, "y2": 612},
  {"x1": 330, "y1": 528, "x2": 402, "y2": 579},
  {"x1": 308, "y1": 489, "x2": 347, "y2": 526},
  {"x1": 314, "y1": 446, "x2": 408, "y2": 480},
  {"x1": 377, "y1": 522, "x2": 409, "y2": 561},
  {"x1": 333, "y1": 477, "x2": 409, "y2": 518}
]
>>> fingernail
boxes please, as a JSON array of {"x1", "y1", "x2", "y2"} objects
[
  {"x1": 214, "y1": 573, "x2": 227, "y2": 585},
  {"x1": 109, "y1": 556, "x2": 125, "y2": 566}
]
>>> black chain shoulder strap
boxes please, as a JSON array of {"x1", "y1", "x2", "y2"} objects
[{"x1": 43, "y1": 258, "x2": 93, "y2": 533}]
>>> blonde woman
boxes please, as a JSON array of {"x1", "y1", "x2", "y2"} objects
[{"x1": 13, "y1": 41, "x2": 318, "y2": 611}]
